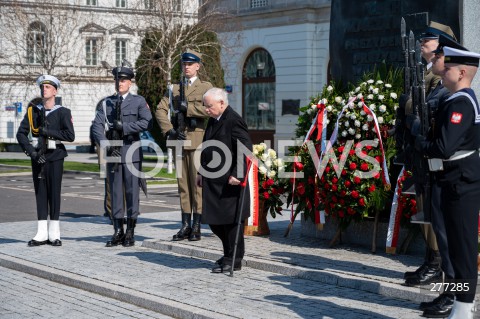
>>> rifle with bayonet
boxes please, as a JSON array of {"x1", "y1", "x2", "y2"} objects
[{"x1": 177, "y1": 59, "x2": 187, "y2": 136}]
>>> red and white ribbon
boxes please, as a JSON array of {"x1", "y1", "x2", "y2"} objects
[
  {"x1": 386, "y1": 166, "x2": 405, "y2": 254},
  {"x1": 247, "y1": 158, "x2": 259, "y2": 227}
]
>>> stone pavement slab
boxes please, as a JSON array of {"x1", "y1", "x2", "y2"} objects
[{"x1": 0, "y1": 212, "x2": 426, "y2": 318}]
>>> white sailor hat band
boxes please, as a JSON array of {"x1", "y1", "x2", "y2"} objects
[{"x1": 36, "y1": 75, "x2": 60, "y2": 89}]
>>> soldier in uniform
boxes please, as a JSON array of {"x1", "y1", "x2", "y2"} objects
[
  {"x1": 92, "y1": 66, "x2": 152, "y2": 247},
  {"x1": 401, "y1": 23, "x2": 457, "y2": 292},
  {"x1": 16, "y1": 75, "x2": 75, "y2": 247},
  {"x1": 415, "y1": 46, "x2": 480, "y2": 319},
  {"x1": 155, "y1": 49, "x2": 213, "y2": 241}
]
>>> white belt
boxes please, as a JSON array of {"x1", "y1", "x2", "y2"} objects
[{"x1": 443, "y1": 150, "x2": 476, "y2": 161}]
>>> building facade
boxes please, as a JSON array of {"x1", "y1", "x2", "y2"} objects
[
  {"x1": 0, "y1": 0, "x2": 196, "y2": 145},
  {"x1": 216, "y1": 0, "x2": 331, "y2": 148}
]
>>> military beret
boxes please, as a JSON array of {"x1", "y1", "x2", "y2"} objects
[
  {"x1": 181, "y1": 49, "x2": 202, "y2": 63},
  {"x1": 36, "y1": 75, "x2": 60, "y2": 89},
  {"x1": 444, "y1": 46, "x2": 480, "y2": 67},
  {"x1": 419, "y1": 21, "x2": 456, "y2": 41},
  {"x1": 112, "y1": 66, "x2": 134, "y2": 80}
]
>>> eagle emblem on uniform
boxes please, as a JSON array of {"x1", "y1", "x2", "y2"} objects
[{"x1": 450, "y1": 112, "x2": 463, "y2": 124}]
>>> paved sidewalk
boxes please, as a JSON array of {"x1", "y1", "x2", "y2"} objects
[{"x1": 0, "y1": 210, "x2": 448, "y2": 319}]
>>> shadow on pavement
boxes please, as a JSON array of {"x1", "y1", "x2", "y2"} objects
[{"x1": 118, "y1": 251, "x2": 211, "y2": 270}]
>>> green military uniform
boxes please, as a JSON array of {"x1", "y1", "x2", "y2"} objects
[{"x1": 155, "y1": 51, "x2": 213, "y2": 241}]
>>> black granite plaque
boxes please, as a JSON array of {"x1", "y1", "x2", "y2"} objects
[
  {"x1": 282, "y1": 99, "x2": 300, "y2": 115},
  {"x1": 329, "y1": 0, "x2": 460, "y2": 86}
]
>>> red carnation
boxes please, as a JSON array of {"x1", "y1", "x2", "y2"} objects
[
  {"x1": 354, "y1": 176, "x2": 361, "y2": 184},
  {"x1": 366, "y1": 145, "x2": 373, "y2": 150},
  {"x1": 359, "y1": 198, "x2": 366, "y2": 206},
  {"x1": 351, "y1": 190, "x2": 359, "y2": 198},
  {"x1": 262, "y1": 181, "x2": 268, "y2": 189},
  {"x1": 375, "y1": 156, "x2": 381, "y2": 163},
  {"x1": 294, "y1": 162, "x2": 304, "y2": 171},
  {"x1": 368, "y1": 184, "x2": 376, "y2": 192},
  {"x1": 338, "y1": 210, "x2": 345, "y2": 218},
  {"x1": 325, "y1": 166, "x2": 331, "y2": 173},
  {"x1": 340, "y1": 190, "x2": 346, "y2": 197},
  {"x1": 331, "y1": 195, "x2": 338, "y2": 203},
  {"x1": 349, "y1": 162, "x2": 357, "y2": 170},
  {"x1": 332, "y1": 177, "x2": 338, "y2": 184},
  {"x1": 360, "y1": 163, "x2": 369, "y2": 171},
  {"x1": 308, "y1": 176, "x2": 315, "y2": 185},
  {"x1": 338, "y1": 145, "x2": 345, "y2": 153},
  {"x1": 349, "y1": 150, "x2": 355, "y2": 156},
  {"x1": 373, "y1": 172, "x2": 380, "y2": 179},
  {"x1": 345, "y1": 180, "x2": 351, "y2": 188},
  {"x1": 339, "y1": 199, "x2": 345, "y2": 205},
  {"x1": 347, "y1": 207, "x2": 355, "y2": 215},
  {"x1": 332, "y1": 184, "x2": 338, "y2": 191},
  {"x1": 266, "y1": 179, "x2": 274, "y2": 186},
  {"x1": 263, "y1": 192, "x2": 270, "y2": 199}
]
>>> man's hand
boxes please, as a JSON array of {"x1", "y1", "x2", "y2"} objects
[
  {"x1": 30, "y1": 151, "x2": 46, "y2": 164},
  {"x1": 110, "y1": 148, "x2": 121, "y2": 158},
  {"x1": 176, "y1": 101, "x2": 187, "y2": 113},
  {"x1": 176, "y1": 130, "x2": 186, "y2": 140},
  {"x1": 113, "y1": 120, "x2": 123, "y2": 132},
  {"x1": 38, "y1": 126, "x2": 49, "y2": 137},
  {"x1": 167, "y1": 128, "x2": 177, "y2": 140},
  {"x1": 228, "y1": 176, "x2": 241, "y2": 186}
]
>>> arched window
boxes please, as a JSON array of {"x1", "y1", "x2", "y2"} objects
[
  {"x1": 242, "y1": 48, "x2": 276, "y2": 144},
  {"x1": 27, "y1": 22, "x2": 46, "y2": 64}
]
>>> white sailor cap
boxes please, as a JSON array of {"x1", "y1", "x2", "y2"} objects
[
  {"x1": 36, "y1": 75, "x2": 60, "y2": 89},
  {"x1": 443, "y1": 46, "x2": 480, "y2": 67}
]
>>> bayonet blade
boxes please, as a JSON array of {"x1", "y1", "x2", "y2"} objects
[
  {"x1": 408, "y1": 30, "x2": 415, "y2": 53},
  {"x1": 401, "y1": 17, "x2": 406, "y2": 50},
  {"x1": 415, "y1": 40, "x2": 422, "y2": 65}
]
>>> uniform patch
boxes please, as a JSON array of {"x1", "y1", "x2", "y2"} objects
[{"x1": 450, "y1": 112, "x2": 463, "y2": 124}]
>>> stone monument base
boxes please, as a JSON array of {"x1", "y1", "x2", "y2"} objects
[{"x1": 300, "y1": 213, "x2": 424, "y2": 255}]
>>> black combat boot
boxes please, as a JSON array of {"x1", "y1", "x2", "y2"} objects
[
  {"x1": 172, "y1": 213, "x2": 191, "y2": 241},
  {"x1": 421, "y1": 293, "x2": 454, "y2": 317},
  {"x1": 123, "y1": 218, "x2": 136, "y2": 247},
  {"x1": 405, "y1": 250, "x2": 442, "y2": 286},
  {"x1": 189, "y1": 213, "x2": 202, "y2": 241},
  {"x1": 106, "y1": 218, "x2": 125, "y2": 247},
  {"x1": 404, "y1": 247, "x2": 431, "y2": 279}
]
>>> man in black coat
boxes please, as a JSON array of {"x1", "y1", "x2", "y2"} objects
[
  {"x1": 16, "y1": 75, "x2": 75, "y2": 247},
  {"x1": 197, "y1": 88, "x2": 253, "y2": 273}
]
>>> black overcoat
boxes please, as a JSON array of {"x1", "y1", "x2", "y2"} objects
[{"x1": 200, "y1": 106, "x2": 253, "y2": 225}]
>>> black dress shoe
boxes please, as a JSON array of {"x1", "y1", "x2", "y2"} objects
[
  {"x1": 405, "y1": 266, "x2": 442, "y2": 286},
  {"x1": 48, "y1": 239, "x2": 62, "y2": 247},
  {"x1": 421, "y1": 294, "x2": 454, "y2": 318},
  {"x1": 215, "y1": 257, "x2": 224, "y2": 265},
  {"x1": 211, "y1": 260, "x2": 242, "y2": 273},
  {"x1": 27, "y1": 239, "x2": 48, "y2": 247},
  {"x1": 404, "y1": 263, "x2": 428, "y2": 279}
]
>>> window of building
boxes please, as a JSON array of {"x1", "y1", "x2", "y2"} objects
[
  {"x1": 144, "y1": 0, "x2": 155, "y2": 9},
  {"x1": 86, "y1": 0, "x2": 97, "y2": 5},
  {"x1": 251, "y1": 0, "x2": 267, "y2": 8},
  {"x1": 173, "y1": 0, "x2": 182, "y2": 11},
  {"x1": 242, "y1": 48, "x2": 276, "y2": 144},
  {"x1": 26, "y1": 22, "x2": 46, "y2": 64},
  {"x1": 86, "y1": 39, "x2": 98, "y2": 66},
  {"x1": 115, "y1": 40, "x2": 127, "y2": 66},
  {"x1": 116, "y1": 0, "x2": 126, "y2": 8}
]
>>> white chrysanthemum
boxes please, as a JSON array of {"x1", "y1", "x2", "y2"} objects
[
  {"x1": 268, "y1": 149, "x2": 276, "y2": 159},
  {"x1": 362, "y1": 124, "x2": 369, "y2": 131},
  {"x1": 390, "y1": 92, "x2": 397, "y2": 99},
  {"x1": 377, "y1": 116, "x2": 384, "y2": 124},
  {"x1": 369, "y1": 104, "x2": 376, "y2": 111},
  {"x1": 354, "y1": 120, "x2": 361, "y2": 127},
  {"x1": 335, "y1": 96, "x2": 343, "y2": 103},
  {"x1": 268, "y1": 170, "x2": 276, "y2": 178},
  {"x1": 378, "y1": 94, "x2": 385, "y2": 101},
  {"x1": 394, "y1": 104, "x2": 399, "y2": 110},
  {"x1": 357, "y1": 102, "x2": 363, "y2": 107},
  {"x1": 321, "y1": 98, "x2": 328, "y2": 104},
  {"x1": 367, "y1": 94, "x2": 374, "y2": 100},
  {"x1": 253, "y1": 147, "x2": 259, "y2": 155},
  {"x1": 356, "y1": 93, "x2": 363, "y2": 99},
  {"x1": 258, "y1": 143, "x2": 266, "y2": 152},
  {"x1": 265, "y1": 159, "x2": 272, "y2": 168},
  {"x1": 355, "y1": 133, "x2": 361, "y2": 139},
  {"x1": 367, "y1": 115, "x2": 373, "y2": 122},
  {"x1": 348, "y1": 91, "x2": 355, "y2": 96},
  {"x1": 373, "y1": 88, "x2": 379, "y2": 94},
  {"x1": 367, "y1": 79, "x2": 374, "y2": 84},
  {"x1": 261, "y1": 153, "x2": 269, "y2": 161},
  {"x1": 327, "y1": 85, "x2": 333, "y2": 92},
  {"x1": 348, "y1": 102, "x2": 355, "y2": 109},
  {"x1": 360, "y1": 110, "x2": 366, "y2": 116},
  {"x1": 259, "y1": 166, "x2": 267, "y2": 174},
  {"x1": 350, "y1": 114, "x2": 357, "y2": 120},
  {"x1": 348, "y1": 128, "x2": 355, "y2": 135},
  {"x1": 376, "y1": 80, "x2": 383, "y2": 85},
  {"x1": 311, "y1": 103, "x2": 317, "y2": 109},
  {"x1": 326, "y1": 105, "x2": 333, "y2": 112},
  {"x1": 379, "y1": 104, "x2": 387, "y2": 113},
  {"x1": 355, "y1": 86, "x2": 360, "y2": 92},
  {"x1": 385, "y1": 83, "x2": 392, "y2": 88},
  {"x1": 274, "y1": 158, "x2": 284, "y2": 168},
  {"x1": 307, "y1": 108, "x2": 313, "y2": 114},
  {"x1": 391, "y1": 119, "x2": 396, "y2": 125},
  {"x1": 344, "y1": 121, "x2": 350, "y2": 127},
  {"x1": 341, "y1": 131, "x2": 348, "y2": 137}
]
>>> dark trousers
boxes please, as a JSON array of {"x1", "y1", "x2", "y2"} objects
[
  {"x1": 32, "y1": 159, "x2": 64, "y2": 221},
  {"x1": 209, "y1": 222, "x2": 245, "y2": 263},
  {"x1": 108, "y1": 162, "x2": 140, "y2": 219},
  {"x1": 442, "y1": 179, "x2": 480, "y2": 303},
  {"x1": 429, "y1": 181, "x2": 454, "y2": 278}
]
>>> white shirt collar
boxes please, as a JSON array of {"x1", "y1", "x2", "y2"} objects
[{"x1": 188, "y1": 76, "x2": 197, "y2": 85}]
